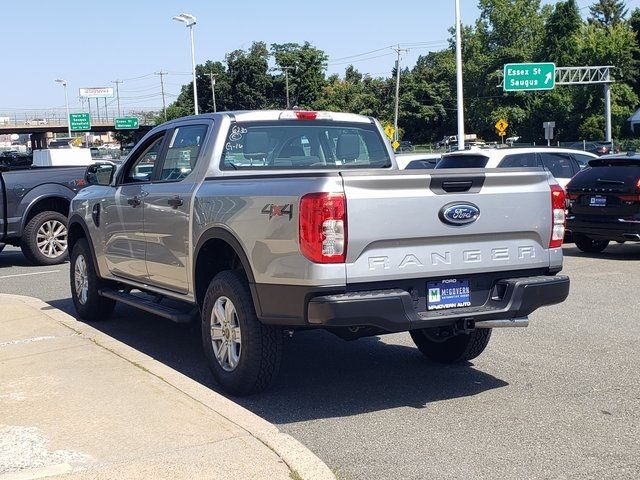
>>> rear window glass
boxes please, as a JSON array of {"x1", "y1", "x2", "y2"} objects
[
  {"x1": 220, "y1": 121, "x2": 391, "y2": 170},
  {"x1": 436, "y1": 154, "x2": 489, "y2": 169}
]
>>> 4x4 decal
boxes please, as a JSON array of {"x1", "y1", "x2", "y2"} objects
[{"x1": 261, "y1": 203, "x2": 293, "y2": 220}]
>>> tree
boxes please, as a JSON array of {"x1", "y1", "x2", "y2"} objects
[
  {"x1": 541, "y1": 0, "x2": 583, "y2": 66},
  {"x1": 589, "y1": 0, "x2": 628, "y2": 28},
  {"x1": 225, "y1": 42, "x2": 274, "y2": 110},
  {"x1": 271, "y1": 42, "x2": 328, "y2": 108}
]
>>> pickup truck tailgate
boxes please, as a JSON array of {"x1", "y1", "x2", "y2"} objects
[{"x1": 341, "y1": 169, "x2": 553, "y2": 283}]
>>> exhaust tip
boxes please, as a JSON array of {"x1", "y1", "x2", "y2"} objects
[{"x1": 623, "y1": 233, "x2": 640, "y2": 240}]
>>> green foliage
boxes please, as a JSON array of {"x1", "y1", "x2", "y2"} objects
[
  {"x1": 163, "y1": 0, "x2": 640, "y2": 143},
  {"x1": 271, "y1": 42, "x2": 328, "y2": 108},
  {"x1": 541, "y1": 0, "x2": 582, "y2": 66},
  {"x1": 589, "y1": 0, "x2": 628, "y2": 27}
]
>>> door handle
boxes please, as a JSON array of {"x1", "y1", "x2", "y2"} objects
[
  {"x1": 168, "y1": 196, "x2": 184, "y2": 209},
  {"x1": 127, "y1": 196, "x2": 141, "y2": 207}
]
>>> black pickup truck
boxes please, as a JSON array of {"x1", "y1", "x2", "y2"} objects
[{"x1": 0, "y1": 165, "x2": 87, "y2": 265}]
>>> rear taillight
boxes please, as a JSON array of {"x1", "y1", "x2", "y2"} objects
[
  {"x1": 550, "y1": 184, "x2": 566, "y2": 249},
  {"x1": 299, "y1": 192, "x2": 347, "y2": 263}
]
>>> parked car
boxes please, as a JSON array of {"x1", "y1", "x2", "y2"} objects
[
  {"x1": 569, "y1": 141, "x2": 617, "y2": 156},
  {"x1": 396, "y1": 140, "x2": 414, "y2": 152},
  {"x1": 68, "y1": 110, "x2": 569, "y2": 395},
  {"x1": 0, "y1": 164, "x2": 88, "y2": 264},
  {"x1": 566, "y1": 152, "x2": 640, "y2": 253},
  {"x1": 436, "y1": 147, "x2": 598, "y2": 189},
  {"x1": 395, "y1": 153, "x2": 441, "y2": 170}
]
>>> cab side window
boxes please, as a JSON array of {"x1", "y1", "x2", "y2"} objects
[
  {"x1": 121, "y1": 134, "x2": 165, "y2": 184},
  {"x1": 158, "y1": 125, "x2": 208, "y2": 181},
  {"x1": 539, "y1": 152, "x2": 575, "y2": 179},
  {"x1": 498, "y1": 153, "x2": 538, "y2": 168}
]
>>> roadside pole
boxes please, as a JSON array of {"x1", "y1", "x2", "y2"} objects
[
  {"x1": 392, "y1": 44, "x2": 408, "y2": 143},
  {"x1": 604, "y1": 83, "x2": 612, "y2": 144},
  {"x1": 455, "y1": 0, "x2": 465, "y2": 151}
]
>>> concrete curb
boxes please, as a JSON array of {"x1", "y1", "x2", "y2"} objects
[{"x1": 2, "y1": 294, "x2": 335, "y2": 480}]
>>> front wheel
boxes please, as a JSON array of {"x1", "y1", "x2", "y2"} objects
[
  {"x1": 574, "y1": 234, "x2": 609, "y2": 253},
  {"x1": 410, "y1": 328, "x2": 492, "y2": 363},
  {"x1": 69, "y1": 238, "x2": 115, "y2": 321},
  {"x1": 201, "y1": 270, "x2": 282, "y2": 396}
]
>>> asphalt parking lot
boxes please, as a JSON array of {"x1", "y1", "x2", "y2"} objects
[{"x1": 1, "y1": 243, "x2": 639, "y2": 480}]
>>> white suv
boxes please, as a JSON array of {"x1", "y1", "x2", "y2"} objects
[{"x1": 437, "y1": 147, "x2": 598, "y2": 189}]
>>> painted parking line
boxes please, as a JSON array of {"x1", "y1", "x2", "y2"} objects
[{"x1": 0, "y1": 270, "x2": 60, "y2": 280}]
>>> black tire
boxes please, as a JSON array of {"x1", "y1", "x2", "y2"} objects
[
  {"x1": 20, "y1": 211, "x2": 69, "y2": 265},
  {"x1": 574, "y1": 234, "x2": 609, "y2": 253},
  {"x1": 201, "y1": 270, "x2": 282, "y2": 396},
  {"x1": 410, "y1": 328, "x2": 492, "y2": 363},
  {"x1": 69, "y1": 238, "x2": 115, "y2": 321}
]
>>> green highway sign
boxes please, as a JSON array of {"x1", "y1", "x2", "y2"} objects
[
  {"x1": 114, "y1": 117, "x2": 139, "y2": 130},
  {"x1": 503, "y1": 62, "x2": 556, "y2": 92},
  {"x1": 69, "y1": 112, "x2": 91, "y2": 131}
]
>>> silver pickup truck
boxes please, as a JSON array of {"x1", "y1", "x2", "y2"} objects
[{"x1": 68, "y1": 110, "x2": 570, "y2": 395}]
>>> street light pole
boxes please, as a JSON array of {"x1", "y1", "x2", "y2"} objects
[
  {"x1": 55, "y1": 79, "x2": 70, "y2": 137},
  {"x1": 173, "y1": 13, "x2": 199, "y2": 115},
  {"x1": 455, "y1": 0, "x2": 465, "y2": 151}
]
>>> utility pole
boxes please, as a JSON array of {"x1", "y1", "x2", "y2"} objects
[
  {"x1": 454, "y1": 0, "x2": 465, "y2": 151},
  {"x1": 392, "y1": 44, "x2": 408, "y2": 143},
  {"x1": 276, "y1": 66, "x2": 294, "y2": 109},
  {"x1": 112, "y1": 80, "x2": 123, "y2": 117},
  {"x1": 209, "y1": 72, "x2": 217, "y2": 112},
  {"x1": 155, "y1": 71, "x2": 168, "y2": 121}
]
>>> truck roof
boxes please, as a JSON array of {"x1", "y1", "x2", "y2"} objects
[{"x1": 160, "y1": 110, "x2": 374, "y2": 126}]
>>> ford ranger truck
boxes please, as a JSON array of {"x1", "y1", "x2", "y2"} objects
[{"x1": 67, "y1": 110, "x2": 570, "y2": 395}]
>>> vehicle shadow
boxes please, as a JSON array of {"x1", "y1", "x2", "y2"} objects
[
  {"x1": 0, "y1": 248, "x2": 33, "y2": 268},
  {"x1": 48, "y1": 299, "x2": 508, "y2": 423},
  {"x1": 563, "y1": 243, "x2": 640, "y2": 260}
]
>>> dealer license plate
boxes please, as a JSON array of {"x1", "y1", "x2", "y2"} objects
[
  {"x1": 427, "y1": 279, "x2": 471, "y2": 311},
  {"x1": 589, "y1": 195, "x2": 607, "y2": 207}
]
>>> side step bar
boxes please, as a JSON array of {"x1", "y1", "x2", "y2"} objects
[{"x1": 99, "y1": 289, "x2": 197, "y2": 323}]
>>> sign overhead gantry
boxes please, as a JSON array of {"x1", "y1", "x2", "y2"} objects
[{"x1": 500, "y1": 65, "x2": 615, "y2": 142}]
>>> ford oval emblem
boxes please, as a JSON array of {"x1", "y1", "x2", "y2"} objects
[{"x1": 439, "y1": 203, "x2": 480, "y2": 226}]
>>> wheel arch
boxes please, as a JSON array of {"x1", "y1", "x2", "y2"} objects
[
  {"x1": 193, "y1": 227, "x2": 256, "y2": 309},
  {"x1": 67, "y1": 215, "x2": 99, "y2": 271},
  {"x1": 19, "y1": 185, "x2": 75, "y2": 235}
]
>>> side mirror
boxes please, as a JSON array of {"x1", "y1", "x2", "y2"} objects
[{"x1": 85, "y1": 162, "x2": 116, "y2": 186}]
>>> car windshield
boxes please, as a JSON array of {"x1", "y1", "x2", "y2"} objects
[
  {"x1": 436, "y1": 154, "x2": 490, "y2": 169},
  {"x1": 220, "y1": 121, "x2": 391, "y2": 170}
]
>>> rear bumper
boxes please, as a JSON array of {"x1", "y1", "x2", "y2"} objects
[
  {"x1": 306, "y1": 275, "x2": 570, "y2": 332},
  {"x1": 567, "y1": 216, "x2": 640, "y2": 241}
]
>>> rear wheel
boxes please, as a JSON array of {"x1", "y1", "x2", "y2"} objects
[
  {"x1": 201, "y1": 270, "x2": 282, "y2": 396},
  {"x1": 21, "y1": 211, "x2": 69, "y2": 265},
  {"x1": 574, "y1": 234, "x2": 609, "y2": 253},
  {"x1": 410, "y1": 328, "x2": 492, "y2": 363},
  {"x1": 69, "y1": 238, "x2": 115, "y2": 321}
]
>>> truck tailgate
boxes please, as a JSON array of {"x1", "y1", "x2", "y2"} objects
[{"x1": 341, "y1": 169, "x2": 553, "y2": 283}]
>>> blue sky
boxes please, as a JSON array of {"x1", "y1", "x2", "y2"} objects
[{"x1": 1, "y1": 0, "x2": 638, "y2": 115}]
